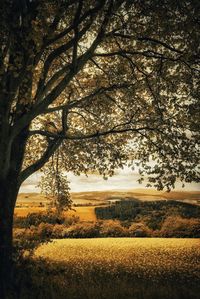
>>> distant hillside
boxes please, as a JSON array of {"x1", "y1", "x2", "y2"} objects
[
  {"x1": 17, "y1": 189, "x2": 200, "y2": 207},
  {"x1": 95, "y1": 199, "x2": 200, "y2": 230}
]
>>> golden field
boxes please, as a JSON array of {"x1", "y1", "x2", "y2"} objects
[
  {"x1": 66, "y1": 206, "x2": 97, "y2": 221},
  {"x1": 14, "y1": 206, "x2": 97, "y2": 221},
  {"x1": 15, "y1": 189, "x2": 200, "y2": 220},
  {"x1": 14, "y1": 238, "x2": 200, "y2": 299},
  {"x1": 18, "y1": 236, "x2": 200, "y2": 299},
  {"x1": 17, "y1": 189, "x2": 200, "y2": 206},
  {"x1": 35, "y1": 238, "x2": 200, "y2": 282}
]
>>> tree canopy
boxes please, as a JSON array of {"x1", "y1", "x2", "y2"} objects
[
  {"x1": 0, "y1": 1, "x2": 200, "y2": 294},
  {"x1": 0, "y1": 0, "x2": 199, "y2": 194}
]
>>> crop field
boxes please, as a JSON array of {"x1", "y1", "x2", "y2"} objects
[
  {"x1": 17, "y1": 189, "x2": 200, "y2": 207},
  {"x1": 14, "y1": 205, "x2": 97, "y2": 221},
  {"x1": 35, "y1": 238, "x2": 200, "y2": 281},
  {"x1": 30, "y1": 238, "x2": 200, "y2": 299},
  {"x1": 14, "y1": 207, "x2": 46, "y2": 217},
  {"x1": 65, "y1": 206, "x2": 97, "y2": 221},
  {"x1": 15, "y1": 189, "x2": 200, "y2": 221}
]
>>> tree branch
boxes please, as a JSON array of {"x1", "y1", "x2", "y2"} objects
[
  {"x1": 19, "y1": 138, "x2": 62, "y2": 184},
  {"x1": 137, "y1": 37, "x2": 183, "y2": 54},
  {"x1": 42, "y1": 83, "x2": 132, "y2": 114},
  {"x1": 44, "y1": 1, "x2": 105, "y2": 47},
  {"x1": 29, "y1": 125, "x2": 156, "y2": 140},
  {"x1": 12, "y1": 2, "x2": 115, "y2": 138}
]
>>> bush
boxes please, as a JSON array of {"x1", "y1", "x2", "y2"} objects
[
  {"x1": 37, "y1": 223, "x2": 54, "y2": 238},
  {"x1": 65, "y1": 222, "x2": 101, "y2": 238},
  {"x1": 14, "y1": 212, "x2": 80, "y2": 229},
  {"x1": 13, "y1": 226, "x2": 51, "y2": 261},
  {"x1": 129, "y1": 223, "x2": 152, "y2": 237},
  {"x1": 63, "y1": 215, "x2": 80, "y2": 226},
  {"x1": 52, "y1": 224, "x2": 67, "y2": 238},
  {"x1": 100, "y1": 220, "x2": 128, "y2": 237},
  {"x1": 22, "y1": 212, "x2": 65, "y2": 227},
  {"x1": 160, "y1": 216, "x2": 200, "y2": 238}
]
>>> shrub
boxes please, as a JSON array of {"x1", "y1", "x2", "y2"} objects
[
  {"x1": 13, "y1": 225, "x2": 51, "y2": 261},
  {"x1": 129, "y1": 223, "x2": 152, "y2": 237},
  {"x1": 23, "y1": 212, "x2": 65, "y2": 227},
  {"x1": 63, "y1": 215, "x2": 80, "y2": 227},
  {"x1": 14, "y1": 212, "x2": 80, "y2": 229},
  {"x1": 37, "y1": 223, "x2": 54, "y2": 238},
  {"x1": 52, "y1": 224, "x2": 67, "y2": 238},
  {"x1": 100, "y1": 220, "x2": 127, "y2": 237},
  {"x1": 160, "y1": 216, "x2": 200, "y2": 238},
  {"x1": 65, "y1": 222, "x2": 100, "y2": 238}
]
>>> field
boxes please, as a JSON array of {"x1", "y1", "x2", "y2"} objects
[
  {"x1": 24, "y1": 238, "x2": 200, "y2": 299},
  {"x1": 35, "y1": 238, "x2": 200, "y2": 280},
  {"x1": 14, "y1": 205, "x2": 97, "y2": 221},
  {"x1": 15, "y1": 189, "x2": 200, "y2": 220},
  {"x1": 66, "y1": 206, "x2": 97, "y2": 221},
  {"x1": 17, "y1": 189, "x2": 200, "y2": 206},
  {"x1": 14, "y1": 190, "x2": 200, "y2": 299}
]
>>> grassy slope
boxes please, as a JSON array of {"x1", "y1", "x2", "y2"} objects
[{"x1": 65, "y1": 206, "x2": 97, "y2": 221}]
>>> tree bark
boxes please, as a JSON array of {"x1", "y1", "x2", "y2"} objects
[{"x1": 0, "y1": 178, "x2": 19, "y2": 298}]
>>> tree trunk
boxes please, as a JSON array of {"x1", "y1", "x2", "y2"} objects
[{"x1": 0, "y1": 178, "x2": 19, "y2": 299}]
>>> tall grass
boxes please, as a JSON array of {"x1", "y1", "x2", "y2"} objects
[{"x1": 11, "y1": 238, "x2": 199, "y2": 299}]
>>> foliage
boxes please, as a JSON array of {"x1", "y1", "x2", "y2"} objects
[
  {"x1": 14, "y1": 212, "x2": 79, "y2": 228},
  {"x1": 99, "y1": 220, "x2": 127, "y2": 237},
  {"x1": 0, "y1": 0, "x2": 199, "y2": 196},
  {"x1": 14, "y1": 207, "x2": 200, "y2": 238},
  {"x1": 1, "y1": 1, "x2": 200, "y2": 291},
  {"x1": 39, "y1": 152, "x2": 72, "y2": 213},
  {"x1": 95, "y1": 199, "x2": 200, "y2": 229},
  {"x1": 128, "y1": 222, "x2": 152, "y2": 237},
  {"x1": 16, "y1": 211, "x2": 65, "y2": 228},
  {"x1": 1, "y1": 0, "x2": 200, "y2": 252},
  {"x1": 159, "y1": 216, "x2": 200, "y2": 238},
  {"x1": 64, "y1": 222, "x2": 101, "y2": 238}
]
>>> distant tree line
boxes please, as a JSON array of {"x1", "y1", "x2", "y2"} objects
[{"x1": 95, "y1": 199, "x2": 200, "y2": 230}]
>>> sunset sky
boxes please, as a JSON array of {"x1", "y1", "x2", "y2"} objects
[{"x1": 20, "y1": 167, "x2": 200, "y2": 193}]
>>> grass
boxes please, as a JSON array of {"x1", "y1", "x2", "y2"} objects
[
  {"x1": 35, "y1": 238, "x2": 200, "y2": 283},
  {"x1": 15, "y1": 238, "x2": 200, "y2": 299},
  {"x1": 14, "y1": 206, "x2": 97, "y2": 221},
  {"x1": 14, "y1": 207, "x2": 46, "y2": 217},
  {"x1": 65, "y1": 206, "x2": 97, "y2": 221}
]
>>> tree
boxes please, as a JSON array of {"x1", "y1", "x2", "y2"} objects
[
  {"x1": 0, "y1": 0, "x2": 199, "y2": 295},
  {"x1": 39, "y1": 150, "x2": 72, "y2": 214}
]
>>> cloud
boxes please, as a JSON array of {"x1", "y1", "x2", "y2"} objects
[{"x1": 19, "y1": 168, "x2": 200, "y2": 193}]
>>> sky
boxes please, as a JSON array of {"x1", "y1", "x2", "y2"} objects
[{"x1": 19, "y1": 167, "x2": 200, "y2": 193}]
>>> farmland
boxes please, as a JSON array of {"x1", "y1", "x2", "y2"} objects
[
  {"x1": 18, "y1": 238, "x2": 200, "y2": 299},
  {"x1": 14, "y1": 191, "x2": 200, "y2": 299},
  {"x1": 15, "y1": 205, "x2": 97, "y2": 221},
  {"x1": 35, "y1": 238, "x2": 200, "y2": 282},
  {"x1": 15, "y1": 189, "x2": 200, "y2": 220}
]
